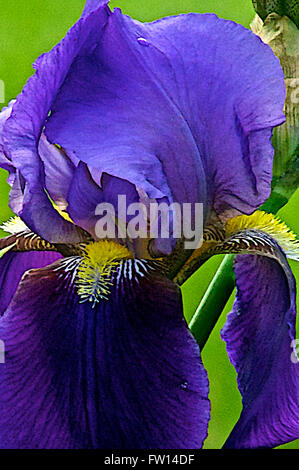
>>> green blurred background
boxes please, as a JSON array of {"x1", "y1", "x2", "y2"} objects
[{"x1": 0, "y1": 0, "x2": 298, "y2": 449}]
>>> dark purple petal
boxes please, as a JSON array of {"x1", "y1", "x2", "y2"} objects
[
  {"x1": 222, "y1": 253, "x2": 299, "y2": 448},
  {"x1": 45, "y1": 9, "x2": 284, "y2": 217},
  {"x1": 1, "y1": 2, "x2": 110, "y2": 243},
  {"x1": 0, "y1": 251, "x2": 62, "y2": 316},
  {"x1": 0, "y1": 258, "x2": 210, "y2": 449}
]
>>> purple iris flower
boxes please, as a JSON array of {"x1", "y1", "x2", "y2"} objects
[{"x1": 0, "y1": 0, "x2": 298, "y2": 449}]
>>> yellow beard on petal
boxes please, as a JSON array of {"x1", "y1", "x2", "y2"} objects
[
  {"x1": 226, "y1": 211, "x2": 299, "y2": 261},
  {"x1": 76, "y1": 240, "x2": 133, "y2": 306},
  {"x1": 174, "y1": 210, "x2": 299, "y2": 285}
]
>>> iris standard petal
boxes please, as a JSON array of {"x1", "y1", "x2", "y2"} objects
[
  {"x1": 222, "y1": 252, "x2": 299, "y2": 448},
  {"x1": 45, "y1": 9, "x2": 204, "y2": 208},
  {"x1": 1, "y1": 2, "x2": 110, "y2": 243},
  {"x1": 0, "y1": 257, "x2": 210, "y2": 449},
  {"x1": 45, "y1": 7, "x2": 285, "y2": 217},
  {"x1": 0, "y1": 251, "x2": 62, "y2": 316},
  {"x1": 139, "y1": 15, "x2": 285, "y2": 214}
]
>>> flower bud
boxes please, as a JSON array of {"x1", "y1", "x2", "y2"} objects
[
  {"x1": 251, "y1": 12, "x2": 299, "y2": 211},
  {"x1": 252, "y1": 0, "x2": 299, "y2": 28}
]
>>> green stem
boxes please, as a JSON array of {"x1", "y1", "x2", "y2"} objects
[{"x1": 188, "y1": 255, "x2": 235, "y2": 350}]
